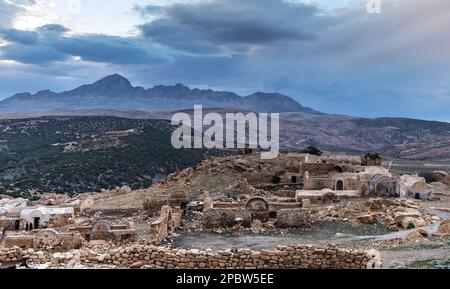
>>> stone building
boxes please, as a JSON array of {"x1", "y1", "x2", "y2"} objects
[
  {"x1": 203, "y1": 195, "x2": 308, "y2": 228},
  {"x1": 69, "y1": 220, "x2": 137, "y2": 242},
  {"x1": 20, "y1": 207, "x2": 74, "y2": 231},
  {"x1": 298, "y1": 166, "x2": 397, "y2": 200},
  {"x1": 398, "y1": 175, "x2": 430, "y2": 198}
]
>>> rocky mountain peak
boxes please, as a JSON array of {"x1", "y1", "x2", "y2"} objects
[{"x1": 92, "y1": 74, "x2": 133, "y2": 90}]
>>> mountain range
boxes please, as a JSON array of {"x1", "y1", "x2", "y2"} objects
[
  {"x1": 0, "y1": 74, "x2": 449, "y2": 161},
  {"x1": 0, "y1": 74, "x2": 320, "y2": 114}
]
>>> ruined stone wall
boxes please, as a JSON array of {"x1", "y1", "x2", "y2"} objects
[
  {"x1": 269, "y1": 202, "x2": 302, "y2": 211},
  {"x1": 0, "y1": 219, "x2": 16, "y2": 230},
  {"x1": 47, "y1": 214, "x2": 73, "y2": 228},
  {"x1": 238, "y1": 179, "x2": 266, "y2": 196},
  {"x1": 303, "y1": 178, "x2": 335, "y2": 190},
  {"x1": 276, "y1": 209, "x2": 311, "y2": 228},
  {"x1": 0, "y1": 244, "x2": 383, "y2": 269},
  {"x1": 3, "y1": 229, "x2": 82, "y2": 251},
  {"x1": 144, "y1": 197, "x2": 187, "y2": 214},
  {"x1": 212, "y1": 203, "x2": 241, "y2": 209},
  {"x1": 203, "y1": 208, "x2": 252, "y2": 228},
  {"x1": 203, "y1": 193, "x2": 213, "y2": 210},
  {"x1": 69, "y1": 221, "x2": 137, "y2": 242},
  {"x1": 3, "y1": 235, "x2": 34, "y2": 249},
  {"x1": 302, "y1": 164, "x2": 346, "y2": 176},
  {"x1": 149, "y1": 206, "x2": 182, "y2": 244}
]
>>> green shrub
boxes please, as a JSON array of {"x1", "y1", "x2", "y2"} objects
[
  {"x1": 271, "y1": 175, "x2": 281, "y2": 184},
  {"x1": 301, "y1": 146, "x2": 322, "y2": 156}
]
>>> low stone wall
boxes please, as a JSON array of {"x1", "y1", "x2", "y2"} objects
[
  {"x1": 212, "y1": 203, "x2": 242, "y2": 209},
  {"x1": 0, "y1": 218, "x2": 16, "y2": 230},
  {"x1": 3, "y1": 235, "x2": 34, "y2": 249},
  {"x1": 0, "y1": 244, "x2": 383, "y2": 269},
  {"x1": 269, "y1": 202, "x2": 302, "y2": 211}
]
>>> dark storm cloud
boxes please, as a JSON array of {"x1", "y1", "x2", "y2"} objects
[
  {"x1": 138, "y1": 0, "x2": 330, "y2": 54},
  {"x1": 0, "y1": 25, "x2": 169, "y2": 65},
  {"x1": 0, "y1": 28, "x2": 38, "y2": 44}
]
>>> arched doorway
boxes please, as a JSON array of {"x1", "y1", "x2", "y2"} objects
[
  {"x1": 336, "y1": 180, "x2": 344, "y2": 191},
  {"x1": 246, "y1": 197, "x2": 270, "y2": 222}
]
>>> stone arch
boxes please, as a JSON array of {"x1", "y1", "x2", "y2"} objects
[
  {"x1": 34, "y1": 229, "x2": 59, "y2": 249},
  {"x1": 91, "y1": 221, "x2": 111, "y2": 234},
  {"x1": 246, "y1": 197, "x2": 269, "y2": 211},
  {"x1": 434, "y1": 171, "x2": 448, "y2": 177},
  {"x1": 331, "y1": 166, "x2": 344, "y2": 173},
  {"x1": 35, "y1": 228, "x2": 58, "y2": 238},
  {"x1": 91, "y1": 220, "x2": 112, "y2": 240},
  {"x1": 321, "y1": 192, "x2": 340, "y2": 204},
  {"x1": 246, "y1": 197, "x2": 270, "y2": 222},
  {"x1": 371, "y1": 175, "x2": 396, "y2": 196}
]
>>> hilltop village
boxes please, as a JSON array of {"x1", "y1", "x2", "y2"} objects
[{"x1": 1, "y1": 151, "x2": 449, "y2": 269}]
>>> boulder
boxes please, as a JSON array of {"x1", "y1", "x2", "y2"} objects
[
  {"x1": 435, "y1": 219, "x2": 450, "y2": 236},
  {"x1": 357, "y1": 213, "x2": 378, "y2": 224},
  {"x1": 394, "y1": 208, "x2": 422, "y2": 223},
  {"x1": 401, "y1": 217, "x2": 426, "y2": 229},
  {"x1": 405, "y1": 229, "x2": 428, "y2": 240}
]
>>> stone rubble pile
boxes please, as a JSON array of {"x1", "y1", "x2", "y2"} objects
[{"x1": 313, "y1": 198, "x2": 438, "y2": 231}]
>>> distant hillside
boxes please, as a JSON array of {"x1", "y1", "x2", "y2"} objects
[
  {"x1": 279, "y1": 113, "x2": 450, "y2": 161},
  {"x1": 0, "y1": 74, "x2": 320, "y2": 114},
  {"x1": 0, "y1": 116, "x2": 214, "y2": 197}
]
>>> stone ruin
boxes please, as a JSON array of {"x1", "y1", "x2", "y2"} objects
[
  {"x1": 149, "y1": 206, "x2": 182, "y2": 244},
  {"x1": 203, "y1": 208, "x2": 252, "y2": 228},
  {"x1": 69, "y1": 220, "x2": 137, "y2": 243},
  {"x1": 276, "y1": 209, "x2": 311, "y2": 228},
  {"x1": 203, "y1": 194, "x2": 310, "y2": 229},
  {"x1": 238, "y1": 179, "x2": 266, "y2": 197},
  {"x1": 143, "y1": 192, "x2": 188, "y2": 214},
  {"x1": 3, "y1": 229, "x2": 83, "y2": 252}
]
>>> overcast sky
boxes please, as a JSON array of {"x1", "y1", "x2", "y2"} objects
[{"x1": 1, "y1": 0, "x2": 449, "y2": 121}]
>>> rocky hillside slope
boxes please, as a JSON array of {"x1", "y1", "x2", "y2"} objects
[{"x1": 0, "y1": 116, "x2": 214, "y2": 197}]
